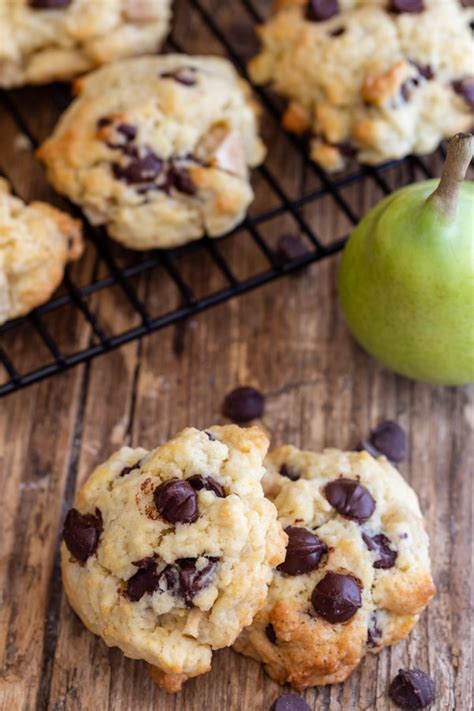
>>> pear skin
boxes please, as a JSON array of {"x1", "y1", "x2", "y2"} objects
[{"x1": 339, "y1": 134, "x2": 474, "y2": 385}]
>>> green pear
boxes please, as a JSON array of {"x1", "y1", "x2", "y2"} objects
[{"x1": 338, "y1": 133, "x2": 474, "y2": 385}]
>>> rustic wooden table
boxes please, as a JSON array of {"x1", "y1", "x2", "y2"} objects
[{"x1": 0, "y1": 2, "x2": 472, "y2": 710}]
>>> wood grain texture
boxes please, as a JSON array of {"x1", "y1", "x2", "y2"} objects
[{"x1": 0, "y1": 1, "x2": 472, "y2": 709}]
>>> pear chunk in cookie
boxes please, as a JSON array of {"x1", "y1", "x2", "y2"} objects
[
  {"x1": 0, "y1": 178, "x2": 83, "y2": 325},
  {"x1": 234, "y1": 446, "x2": 435, "y2": 690},
  {"x1": 61, "y1": 426, "x2": 286, "y2": 693},
  {"x1": 38, "y1": 55, "x2": 266, "y2": 250}
]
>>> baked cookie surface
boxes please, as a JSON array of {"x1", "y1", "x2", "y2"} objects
[
  {"x1": 38, "y1": 55, "x2": 266, "y2": 250},
  {"x1": 250, "y1": 0, "x2": 474, "y2": 171},
  {"x1": 61, "y1": 426, "x2": 286, "y2": 692},
  {"x1": 234, "y1": 446, "x2": 435, "y2": 690},
  {"x1": 0, "y1": 0, "x2": 172, "y2": 88},
  {"x1": 0, "y1": 178, "x2": 83, "y2": 325}
]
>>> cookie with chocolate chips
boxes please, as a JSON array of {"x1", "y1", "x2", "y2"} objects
[
  {"x1": 249, "y1": 0, "x2": 474, "y2": 171},
  {"x1": 0, "y1": 0, "x2": 173, "y2": 88},
  {"x1": 61, "y1": 426, "x2": 286, "y2": 693},
  {"x1": 234, "y1": 446, "x2": 435, "y2": 690},
  {"x1": 38, "y1": 55, "x2": 266, "y2": 249}
]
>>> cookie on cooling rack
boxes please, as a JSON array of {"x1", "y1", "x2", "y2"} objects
[
  {"x1": 60, "y1": 425, "x2": 287, "y2": 693},
  {"x1": 0, "y1": 0, "x2": 172, "y2": 88},
  {"x1": 234, "y1": 445, "x2": 435, "y2": 690},
  {"x1": 249, "y1": 0, "x2": 474, "y2": 172},
  {"x1": 37, "y1": 55, "x2": 266, "y2": 250},
  {"x1": 0, "y1": 178, "x2": 83, "y2": 325}
]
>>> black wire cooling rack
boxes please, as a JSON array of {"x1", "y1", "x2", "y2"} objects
[{"x1": 0, "y1": 0, "x2": 440, "y2": 398}]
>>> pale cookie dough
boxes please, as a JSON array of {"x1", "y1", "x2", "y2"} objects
[
  {"x1": 61, "y1": 426, "x2": 287, "y2": 692},
  {"x1": 0, "y1": 0, "x2": 173, "y2": 88},
  {"x1": 0, "y1": 178, "x2": 83, "y2": 325},
  {"x1": 249, "y1": 0, "x2": 474, "y2": 171},
  {"x1": 234, "y1": 446, "x2": 435, "y2": 690},
  {"x1": 38, "y1": 55, "x2": 266, "y2": 249}
]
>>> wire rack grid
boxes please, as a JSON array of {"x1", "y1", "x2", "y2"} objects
[{"x1": 0, "y1": 0, "x2": 439, "y2": 398}]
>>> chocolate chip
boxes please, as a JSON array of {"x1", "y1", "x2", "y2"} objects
[
  {"x1": 410, "y1": 61, "x2": 434, "y2": 80},
  {"x1": 330, "y1": 26, "x2": 345, "y2": 37},
  {"x1": 389, "y1": 669, "x2": 436, "y2": 709},
  {"x1": 280, "y1": 464, "x2": 300, "y2": 481},
  {"x1": 204, "y1": 430, "x2": 216, "y2": 441},
  {"x1": 222, "y1": 386, "x2": 265, "y2": 423},
  {"x1": 278, "y1": 526, "x2": 327, "y2": 576},
  {"x1": 160, "y1": 67, "x2": 198, "y2": 86},
  {"x1": 390, "y1": 0, "x2": 424, "y2": 12},
  {"x1": 311, "y1": 572, "x2": 362, "y2": 623},
  {"x1": 452, "y1": 78, "x2": 474, "y2": 108},
  {"x1": 166, "y1": 165, "x2": 197, "y2": 195},
  {"x1": 116, "y1": 123, "x2": 137, "y2": 142},
  {"x1": 63, "y1": 508, "x2": 102, "y2": 562},
  {"x1": 97, "y1": 117, "x2": 113, "y2": 128},
  {"x1": 29, "y1": 0, "x2": 71, "y2": 8},
  {"x1": 367, "y1": 611, "x2": 382, "y2": 647},
  {"x1": 362, "y1": 532, "x2": 397, "y2": 569},
  {"x1": 275, "y1": 234, "x2": 309, "y2": 265},
  {"x1": 306, "y1": 0, "x2": 340, "y2": 22},
  {"x1": 112, "y1": 149, "x2": 164, "y2": 185},
  {"x1": 126, "y1": 558, "x2": 160, "y2": 601},
  {"x1": 153, "y1": 480, "x2": 198, "y2": 524},
  {"x1": 177, "y1": 557, "x2": 219, "y2": 606},
  {"x1": 359, "y1": 420, "x2": 407, "y2": 464},
  {"x1": 269, "y1": 693, "x2": 311, "y2": 711},
  {"x1": 120, "y1": 459, "x2": 142, "y2": 477},
  {"x1": 186, "y1": 474, "x2": 225, "y2": 498},
  {"x1": 265, "y1": 623, "x2": 277, "y2": 644},
  {"x1": 325, "y1": 478, "x2": 375, "y2": 523}
]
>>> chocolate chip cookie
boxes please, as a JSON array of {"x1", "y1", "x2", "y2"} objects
[
  {"x1": 250, "y1": 0, "x2": 474, "y2": 171},
  {"x1": 0, "y1": 177, "x2": 83, "y2": 325},
  {"x1": 61, "y1": 426, "x2": 286, "y2": 692},
  {"x1": 38, "y1": 55, "x2": 266, "y2": 249},
  {"x1": 0, "y1": 0, "x2": 172, "y2": 88},
  {"x1": 234, "y1": 446, "x2": 435, "y2": 690}
]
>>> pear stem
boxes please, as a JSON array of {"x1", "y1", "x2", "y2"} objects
[{"x1": 426, "y1": 133, "x2": 473, "y2": 219}]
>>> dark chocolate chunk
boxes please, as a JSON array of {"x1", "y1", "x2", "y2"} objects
[
  {"x1": 275, "y1": 234, "x2": 309, "y2": 264},
  {"x1": 390, "y1": 0, "x2": 425, "y2": 12},
  {"x1": 359, "y1": 420, "x2": 407, "y2": 464},
  {"x1": 265, "y1": 623, "x2": 277, "y2": 644},
  {"x1": 362, "y1": 532, "x2": 397, "y2": 569},
  {"x1": 280, "y1": 464, "x2": 300, "y2": 481},
  {"x1": 452, "y1": 78, "x2": 474, "y2": 108},
  {"x1": 153, "y1": 479, "x2": 198, "y2": 524},
  {"x1": 222, "y1": 386, "x2": 265, "y2": 423},
  {"x1": 325, "y1": 478, "x2": 375, "y2": 523},
  {"x1": 306, "y1": 0, "x2": 340, "y2": 22},
  {"x1": 269, "y1": 693, "x2": 311, "y2": 711},
  {"x1": 126, "y1": 558, "x2": 160, "y2": 602},
  {"x1": 278, "y1": 526, "x2": 327, "y2": 576},
  {"x1": 311, "y1": 572, "x2": 362, "y2": 623},
  {"x1": 413, "y1": 62, "x2": 434, "y2": 80},
  {"x1": 389, "y1": 669, "x2": 436, "y2": 709},
  {"x1": 177, "y1": 557, "x2": 219, "y2": 607},
  {"x1": 63, "y1": 508, "x2": 103, "y2": 562},
  {"x1": 330, "y1": 26, "x2": 345, "y2": 37},
  {"x1": 186, "y1": 474, "x2": 225, "y2": 498},
  {"x1": 97, "y1": 117, "x2": 113, "y2": 128},
  {"x1": 120, "y1": 459, "x2": 142, "y2": 477},
  {"x1": 29, "y1": 0, "x2": 71, "y2": 8},
  {"x1": 367, "y1": 611, "x2": 382, "y2": 647},
  {"x1": 160, "y1": 66, "x2": 198, "y2": 86},
  {"x1": 116, "y1": 123, "x2": 137, "y2": 142},
  {"x1": 112, "y1": 149, "x2": 164, "y2": 185},
  {"x1": 167, "y1": 165, "x2": 197, "y2": 195}
]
